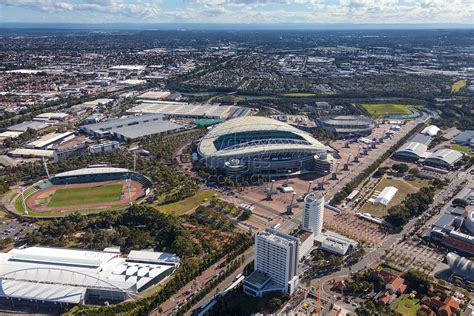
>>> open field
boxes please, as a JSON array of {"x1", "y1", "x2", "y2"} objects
[
  {"x1": 392, "y1": 294, "x2": 420, "y2": 316},
  {"x1": 361, "y1": 103, "x2": 413, "y2": 117},
  {"x1": 155, "y1": 190, "x2": 218, "y2": 216},
  {"x1": 360, "y1": 177, "x2": 419, "y2": 217},
  {"x1": 14, "y1": 180, "x2": 145, "y2": 217},
  {"x1": 48, "y1": 184, "x2": 122, "y2": 207},
  {"x1": 280, "y1": 92, "x2": 317, "y2": 97},
  {"x1": 451, "y1": 80, "x2": 466, "y2": 93}
]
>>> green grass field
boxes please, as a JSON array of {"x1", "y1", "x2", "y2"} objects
[
  {"x1": 48, "y1": 184, "x2": 123, "y2": 207},
  {"x1": 156, "y1": 189, "x2": 218, "y2": 216},
  {"x1": 360, "y1": 177, "x2": 419, "y2": 217},
  {"x1": 452, "y1": 144, "x2": 473, "y2": 156},
  {"x1": 280, "y1": 92, "x2": 317, "y2": 97},
  {"x1": 361, "y1": 103, "x2": 413, "y2": 117},
  {"x1": 451, "y1": 80, "x2": 466, "y2": 93},
  {"x1": 392, "y1": 294, "x2": 420, "y2": 316}
]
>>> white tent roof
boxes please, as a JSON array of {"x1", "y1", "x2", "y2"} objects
[
  {"x1": 374, "y1": 186, "x2": 398, "y2": 206},
  {"x1": 421, "y1": 125, "x2": 440, "y2": 136}
]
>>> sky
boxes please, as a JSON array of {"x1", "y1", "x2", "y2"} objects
[{"x1": 0, "y1": 0, "x2": 473, "y2": 25}]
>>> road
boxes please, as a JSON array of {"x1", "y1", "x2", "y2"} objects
[
  {"x1": 186, "y1": 247, "x2": 255, "y2": 315},
  {"x1": 314, "y1": 166, "x2": 471, "y2": 314}
]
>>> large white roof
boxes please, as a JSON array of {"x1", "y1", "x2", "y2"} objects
[
  {"x1": 198, "y1": 116, "x2": 327, "y2": 157},
  {"x1": 53, "y1": 167, "x2": 131, "y2": 178},
  {"x1": 426, "y1": 149, "x2": 463, "y2": 165},
  {"x1": 421, "y1": 125, "x2": 440, "y2": 136},
  {"x1": 0, "y1": 246, "x2": 178, "y2": 303},
  {"x1": 396, "y1": 142, "x2": 428, "y2": 158},
  {"x1": 374, "y1": 186, "x2": 398, "y2": 206}
]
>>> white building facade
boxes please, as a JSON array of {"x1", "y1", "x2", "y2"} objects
[
  {"x1": 244, "y1": 228, "x2": 299, "y2": 297},
  {"x1": 303, "y1": 192, "x2": 325, "y2": 235}
]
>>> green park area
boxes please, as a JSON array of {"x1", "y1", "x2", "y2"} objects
[
  {"x1": 48, "y1": 184, "x2": 123, "y2": 207},
  {"x1": 360, "y1": 177, "x2": 419, "y2": 217},
  {"x1": 452, "y1": 144, "x2": 473, "y2": 156},
  {"x1": 155, "y1": 189, "x2": 218, "y2": 216},
  {"x1": 392, "y1": 294, "x2": 421, "y2": 316},
  {"x1": 451, "y1": 80, "x2": 466, "y2": 93},
  {"x1": 361, "y1": 103, "x2": 413, "y2": 117},
  {"x1": 280, "y1": 92, "x2": 317, "y2": 97}
]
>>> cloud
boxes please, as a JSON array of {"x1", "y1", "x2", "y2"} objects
[{"x1": 1, "y1": 0, "x2": 473, "y2": 23}]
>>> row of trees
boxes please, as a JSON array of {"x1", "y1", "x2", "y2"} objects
[
  {"x1": 385, "y1": 185, "x2": 437, "y2": 227},
  {"x1": 331, "y1": 123, "x2": 423, "y2": 205}
]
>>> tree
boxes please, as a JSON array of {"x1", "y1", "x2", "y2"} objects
[
  {"x1": 452, "y1": 198, "x2": 468, "y2": 208},
  {"x1": 408, "y1": 167, "x2": 420, "y2": 177},
  {"x1": 392, "y1": 163, "x2": 409, "y2": 174},
  {"x1": 269, "y1": 297, "x2": 282, "y2": 309}
]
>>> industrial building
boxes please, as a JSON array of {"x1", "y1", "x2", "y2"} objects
[
  {"x1": 197, "y1": 116, "x2": 328, "y2": 176},
  {"x1": 89, "y1": 141, "x2": 120, "y2": 154},
  {"x1": 423, "y1": 149, "x2": 463, "y2": 170},
  {"x1": 317, "y1": 115, "x2": 375, "y2": 137},
  {"x1": 80, "y1": 114, "x2": 185, "y2": 141},
  {"x1": 7, "y1": 121, "x2": 49, "y2": 132},
  {"x1": 33, "y1": 112, "x2": 69, "y2": 122},
  {"x1": 128, "y1": 101, "x2": 251, "y2": 120},
  {"x1": 394, "y1": 142, "x2": 429, "y2": 161},
  {"x1": 244, "y1": 228, "x2": 299, "y2": 297},
  {"x1": 0, "y1": 246, "x2": 179, "y2": 305},
  {"x1": 452, "y1": 130, "x2": 474, "y2": 147},
  {"x1": 26, "y1": 132, "x2": 75, "y2": 149}
]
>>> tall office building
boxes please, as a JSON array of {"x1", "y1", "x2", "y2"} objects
[
  {"x1": 302, "y1": 192, "x2": 325, "y2": 235},
  {"x1": 243, "y1": 228, "x2": 300, "y2": 297}
]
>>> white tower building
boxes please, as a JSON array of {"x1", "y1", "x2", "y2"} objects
[
  {"x1": 244, "y1": 228, "x2": 299, "y2": 297},
  {"x1": 302, "y1": 192, "x2": 324, "y2": 235}
]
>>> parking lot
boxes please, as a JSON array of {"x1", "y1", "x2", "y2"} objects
[{"x1": 0, "y1": 219, "x2": 36, "y2": 245}]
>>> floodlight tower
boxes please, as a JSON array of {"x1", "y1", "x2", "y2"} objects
[
  {"x1": 42, "y1": 156, "x2": 50, "y2": 179},
  {"x1": 343, "y1": 154, "x2": 351, "y2": 171},
  {"x1": 306, "y1": 181, "x2": 313, "y2": 195},
  {"x1": 332, "y1": 162, "x2": 340, "y2": 180},
  {"x1": 286, "y1": 192, "x2": 296, "y2": 215},
  {"x1": 266, "y1": 179, "x2": 275, "y2": 200}
]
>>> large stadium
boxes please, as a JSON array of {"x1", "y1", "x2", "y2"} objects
[
  {"x1": 15, "y1": 167, "x2": 152, "y2": 216},
  {"x1": 317, "y1": 115, "x2": 375, "y2": 137},
  {"x1": 196, "y1": 116, "x2": 330, "y2": 176}
]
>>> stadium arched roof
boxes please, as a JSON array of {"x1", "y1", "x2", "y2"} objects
[
  {"x1": 425, "y1": 149, "x2": 463, "y2": 166},
  {"x1": 198, "y1": 116, "x2": 327, "y2": 157},
  {"x1": 395, "y1": 142, "x2": 428, "y2": 159},
  {"x1": 53, "y1": 167, "x2": 131, "y2": 178},
  {"x1": 446, "y1": 252, "x2": 474, "y2": 281}
]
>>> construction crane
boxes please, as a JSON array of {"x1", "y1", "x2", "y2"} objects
[{"x1": 314, "y1": 280, "x2": 322, "y2": 315}]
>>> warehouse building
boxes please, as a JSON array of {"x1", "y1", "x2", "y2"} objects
[
  {"x1": 423, "y1": 149, "x2": 463, "y2": 170},
  {"x1": 0, "y1": 246, "x2": 179, "y2": 305},
  {"x1": 452, "y1": 130, "x2": 474, "y2": 147},
  {"x1": 80, "y1": 114, "x2": 185, "y2": 141},
  {"x1": 26, "y1": 132, "x2": 75, "y2": 149},
  {"x1": 7, "y1": 121, "x2": 49, "y2": 132},
  {"x1": 393, "y1": 142, "x2": 429, "y2": 161},
  {"x1": 317, "y1": 115, "x2": 375, "y2": 137},
  {"x1": 128, "y1": 101, "x2": 251, "y2": 120}
]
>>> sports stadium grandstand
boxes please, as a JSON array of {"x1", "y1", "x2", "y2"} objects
[
  {"x1": 15, "y1": 167, "x2": 152, "y2": 216},
  {"x1": 50, "y1": 167, "x2": 152, "y2": 186},
  {"x1": 317, "y1": 115, "x2": 375, "y2": 137},
  {"x1": 197, "y1": 116, "x2": 329, "y2": 176}
]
